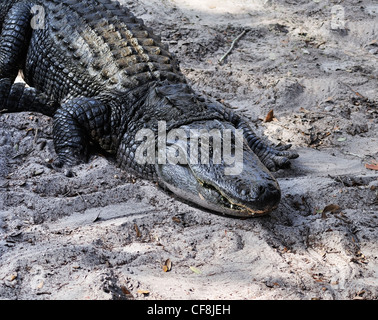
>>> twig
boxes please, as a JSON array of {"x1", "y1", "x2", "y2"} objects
[
  {"x1": 33, "y1": 127, "x2": 39, "y2": 145},
  {"x1": 340, "y1": 81, "x2": 377, "y2": 108},
  {"x1": 76, "y1": 191, "x2": 88, "y2": 210},
  {"x1": 339, "y1": 81, "x2": 368, "y2": 101},
  {"x1": 218, "y1": 30, "x2": 247, "y2": 65}
]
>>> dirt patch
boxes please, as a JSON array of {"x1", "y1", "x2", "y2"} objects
[{"x1": 0, "y1": 0, "x2": 377, "y2": 300}]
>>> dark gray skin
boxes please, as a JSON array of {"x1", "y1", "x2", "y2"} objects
[{"x1": 0, "y1": 0, "x2": 298, "y2": 217}]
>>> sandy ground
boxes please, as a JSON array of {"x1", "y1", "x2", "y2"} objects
[{"x1": 0, "y1": 0, "x2": 377, "y2": 300}]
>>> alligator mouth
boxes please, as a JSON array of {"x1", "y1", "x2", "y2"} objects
[
  {"x1": 195, "y1": 179, "x2": 276, "y2": 217},
  {"x1": 156, "y1": 162, "x2": 279, "y2": 218}
]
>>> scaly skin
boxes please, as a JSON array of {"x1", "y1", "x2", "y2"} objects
[{"x1": 0, "y1": 0, "x2": 298, "y2": 217}]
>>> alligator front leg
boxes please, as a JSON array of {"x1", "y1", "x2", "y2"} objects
[
  {"x1": 53, "y1": 97, "x2": 114, "y2": 167},
  {"x1": 239, "y1": 124, "x2": 298, "y2": 171},
  {"x1": 209, "y1": 102, "x2": 298, "y2": 171}
]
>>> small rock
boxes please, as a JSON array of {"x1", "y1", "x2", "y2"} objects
[
  {"x1": 32, "y1": 169, "x2": 44, "y2": 176},
  {"x1": 26, "y1": 202, "x2": 34, "y2": 209},
  {"x1": 64, "y1": 169, "x2": 74, "y2": 177},
  {"x1": 369, "y1": 180, "x2": 378, "y2": 190}
]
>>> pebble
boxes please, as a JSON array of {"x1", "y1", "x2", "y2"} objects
[
  {"x1": 33, "y1": 169, "x2": 44, "y2": 176},
  {"x1": 64, "y1": 169, "x2": 74, "y2": 177},
  {"x1": 27, "y1": 202, "x2": 34, "y2": 209},
  {"x1": 368, "y1": 180, "x2": 378, "y2": 190}
]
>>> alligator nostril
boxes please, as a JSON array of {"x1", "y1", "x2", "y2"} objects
[
  {"x1": 240, "y1": 187, "x2": 251, "y2": 197},
  {"x1": 253, "y1": 183, "x2": 278, "y2": 198},
  {"x1": 256, "y1": 182, "x2": 280, "y2": 201},
  {"x1": 258, "y1": 185, "x2": 266, "y2": 195},
  {"x1": 266, "y1": 182, "x2": 279, "y2": 192},
  {"x1": 263, "y1": 183, "x2": 281, "y2": 203}
]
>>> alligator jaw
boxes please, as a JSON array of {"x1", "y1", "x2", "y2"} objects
[
  {"x1": 197, "y1": 185, "x2": 280, "y2": 217},
  {"x1": 157, "y1": 167, "x2": 280, "y2": 218},
  {"x1": 190, "y1": 174, "x2": 279, "y2": 217},
  {"x1": 196, "y1": 192, "x2": 278, "y2": 218}
]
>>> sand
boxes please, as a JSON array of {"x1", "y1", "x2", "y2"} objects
[{"x1": 0, "y1": 0, "x2": 377, "y2": 300}]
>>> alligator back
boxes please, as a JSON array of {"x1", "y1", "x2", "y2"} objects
[{"x1": 2, "y1": 0, "x2": 184, "y2": 102}]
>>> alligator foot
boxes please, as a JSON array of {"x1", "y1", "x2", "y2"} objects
[
  {"x1": 210, "y1": 102, "x2": 299, "y2": 172},
  {"x1": 254, "y1": 142, "x2": 299, "y2": 172},
  {"x1": 53, "y1": 97, "x2": 114, "y2": 168}
]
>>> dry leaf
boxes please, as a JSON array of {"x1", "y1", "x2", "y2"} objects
[
  {"x1": 134, "y1": 223, "x2": 142, "y2": 238},
  {"x1": 365, "y1": 162, "x2": 378, "y2": 171},
  {"x1": 121, "y1": 286, "x2": 130, "y2": 294},
  {"x1": 172, "y1": 216, "x2": 181, "y2": 223},
  {"x1": 281, "y1": 39, "x2": 289, "y2": 45},
  {"x1": 265, "y1": 109, "x2": 274, "y2": 122},
  {"x1": 321, "y1": 204, "x2": 341, "y2": 218},
  {"x1": 190, "y1": 266, "x2": 201, "y2": 274},
  {"x1": 355, "y1": 91, "x2": 364, "y2": 98},
  {"x1": 8, "y1": 273, "x2": 17, "y2": 281},
  {"x1": 323, "y1": 204, "x2": 341, "y2": 213},
  {"x1": 37, "y1": 281, "x2": 44, "y2": 289},
  {"x1": 121, "y1": 285, "x2": 131, "y2": 295},
  {"x1": 137, "y1": 289, "x2": 150, "y2": 295},
  {"x1": 163, "y1": 259, "x2": 172, "y2": 272}
]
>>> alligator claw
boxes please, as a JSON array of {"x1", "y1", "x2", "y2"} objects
[
  {"x1": 49, "y1": 158, "x2": 77, "y2": 177},
  {"x1": 261, "y1": 144, "x2": 299, "y2": 172},
  {"x1": 275, "y1": 143, "x2": 293, "y2": 151},
  {"x1": 264, "y1": 156, "x2": 290, "y2": 172}
]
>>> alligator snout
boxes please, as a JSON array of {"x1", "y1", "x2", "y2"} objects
[{"x1": 253, "y1": 181, "x2": 281, "y2": 213}]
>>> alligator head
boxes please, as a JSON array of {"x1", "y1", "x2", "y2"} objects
[
  {"x1": 127, "y1": 83, "x2": 285, "y2": 217},
  {"x1": 154, "y1": 120, "x2": 281, "y2": 217}
]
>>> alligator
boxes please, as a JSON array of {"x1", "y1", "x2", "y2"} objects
[{"x1": 0, "y1": 0, "x2": 298, "y2": 217}]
